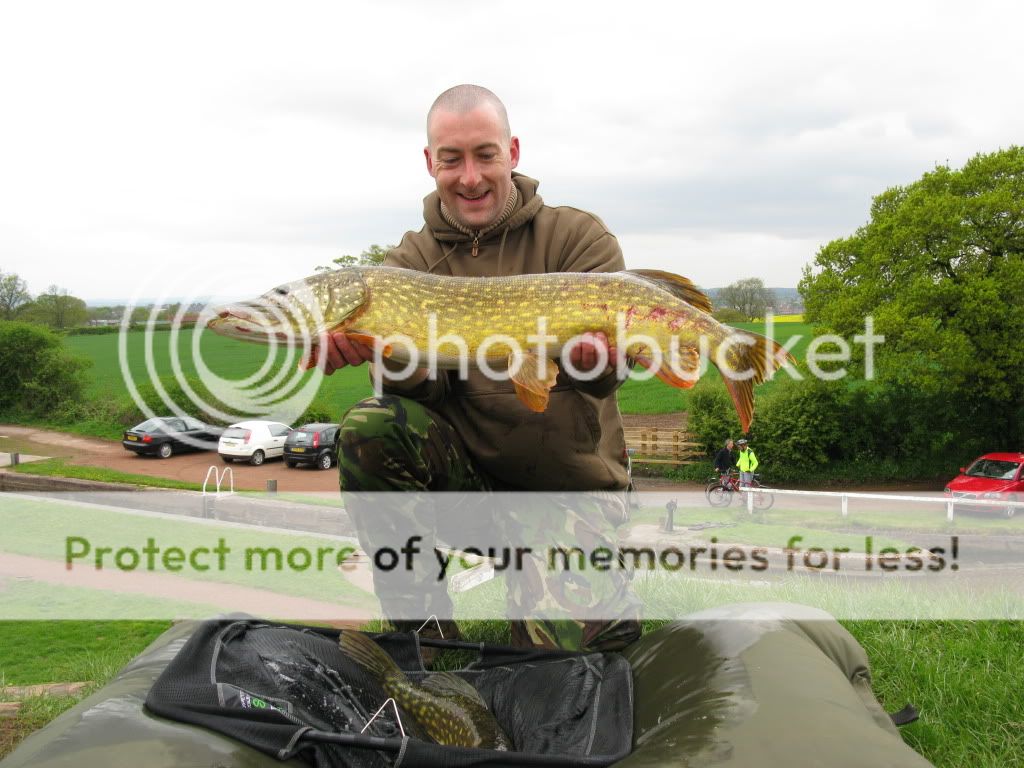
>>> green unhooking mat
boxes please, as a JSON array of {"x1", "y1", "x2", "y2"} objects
[{"x1": 0, "y1": 604, "x2": 934, "y2": 767}]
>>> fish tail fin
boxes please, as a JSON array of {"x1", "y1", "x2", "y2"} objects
[
  {"x1": 339, "y1": 632, "x2": 402, "y2": 680},
  {"x1": 718, "y1": 331, "x2": 794, "y2": 433}
]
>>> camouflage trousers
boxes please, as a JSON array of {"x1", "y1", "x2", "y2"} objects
[{"x1": 338, "y1": 395, "x2": 641, "y2": 653}]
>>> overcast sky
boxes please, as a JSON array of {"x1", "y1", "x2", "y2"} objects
[{"x1": 1, "y1": 0, "x2": 1022, "y2": 303}]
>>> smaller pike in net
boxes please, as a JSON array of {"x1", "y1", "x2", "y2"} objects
[{"x1": 339, "y1": 631, "x2": 511, "y2": 750}]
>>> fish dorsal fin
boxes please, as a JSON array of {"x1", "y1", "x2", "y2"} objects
[
  {"x1": 420, "y1": 672, "x2": 484, "y2": 703},
  {"x1": 625, "y1": 270, "x2": 713, "y2": 314},
  {"x1": 339, "y1": 631, "x2": 404, "y2": 680}
]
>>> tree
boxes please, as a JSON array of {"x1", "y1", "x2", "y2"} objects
[
  {"x1": 0, "y1": 321, "x2": 89, "y2": 416},
  {"x1": 0, "y1": 270, "x2": 31, "y2": 320},
  {"x1": 717, "y1": 278, "x2": 774, "y2": 320},
  {"x1": 800, "y1": 146, "x2": 1024, "y2": 405},
  {"x1": 318, "y1": 244, "x2": 394, "y2": 272},
  {"x1": 711, "y1": 306, "x2": 747, "y2": 324},
  {"x1": 20, "y1": 285, "x2": 89, "y2": 330}
]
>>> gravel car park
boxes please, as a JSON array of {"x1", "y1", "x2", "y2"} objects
[
  {"x1": 218, "y1": 421, "x2": 292, "y2": 466},
  {"x1": 122, "y1": 417, "x2": 224, "y2": 459}
]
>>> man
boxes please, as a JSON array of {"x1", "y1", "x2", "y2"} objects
[
  {"x1": 714, "y1": 438, "x2": 735, "y2": 477},
  {"x1": 313, "y1": 85, "x2": 639, "y2": 652},
  {"x1": 736, "y1": 438, "x2": 759, "y2": 486}
]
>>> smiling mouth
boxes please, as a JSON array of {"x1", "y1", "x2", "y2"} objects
[{"x1": 460, "y1": 190, "x2": 490, "y2": 202}]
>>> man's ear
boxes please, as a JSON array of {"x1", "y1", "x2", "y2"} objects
[
  {"x1": 424, "y1": 146, "x2": 435, "y2": 177},
  {"x1": 509, "y1": 136, "x2": 520, "y2": 169}
]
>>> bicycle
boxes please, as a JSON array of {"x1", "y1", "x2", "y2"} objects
[{"x1": 705, "y1": 470, "x2": 775, "y2": 511}]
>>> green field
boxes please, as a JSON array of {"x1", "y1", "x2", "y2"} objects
[
  {"x1": 0, "y1": 496, "x2": 373, "y2": 611},
  {"x1": 65, "y1": 328, "x2": 375, "y2": 417},
  {"x1": 64, "y1": 322, "x2": 815, "y2": 423}
]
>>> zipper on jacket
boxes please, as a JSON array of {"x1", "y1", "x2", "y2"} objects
[{"x1": 471, "y1": 235, "x2": 480, "y2": 257}]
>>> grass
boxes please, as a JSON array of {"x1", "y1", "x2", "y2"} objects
[
  {"x1": 0, "y1": 620, "x2": 172, "y2": 686},
  {"x1": 0, "y1": 579, "x2": 225, "y2": 621},
  {"x1": 66, "y1": 327, "x2": 375, "y2": 424},
  {"x1": 11, "y1": 458, "x2": 204, "y2": 491},
  {"x1": 0, "y1": 495, "x2": 374, "y2": 610},
  {"x1": 845, "y1": 620, "x2": 1024, "y2": 765},
  {"x1": 0, "y1": 619, "x2": 173, "y2": 760}
]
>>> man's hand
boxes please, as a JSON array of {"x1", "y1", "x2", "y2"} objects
[
  {"x1": 567, "y1": 331, "x2": 617, "y2": 375},
  {"x1": 300, "y1": 332, "x2": 373, "y2": 374}
]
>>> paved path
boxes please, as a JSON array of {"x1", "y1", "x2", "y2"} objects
[{"x1": 0, "y1": 551, "x2": 371, "y2": 625}]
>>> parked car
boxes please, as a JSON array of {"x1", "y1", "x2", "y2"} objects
[
  {"x1": 283, "y1": 423, "x2": 340, "y2": 470},
  {"x1": 944, "y1": 452, "x2": 1024, "y2": 518},
  {"x1": 217, "y1": 421, "x2": 292, "y2": 466},
  {"x1": 122, "y1": 416, "x2": 224, "y2": 459}
]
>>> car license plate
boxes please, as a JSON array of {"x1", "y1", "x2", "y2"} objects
[
  {"x1": 292, "y1": 447, "x2": 305, "y2": 453},
  {"x1": 126, "y1": 435, "x2": 138, "y2": 441},
  {"x1": 223, "y1": 441, "x2": 237, "y2": 448}
]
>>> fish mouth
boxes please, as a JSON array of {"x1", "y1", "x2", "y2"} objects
[
  {"x1": 206, "y1": 300, "x2": 317, "y2": 346},
  {"x1": 206, "y1": 302, "x2": 274, "y2": 335}
]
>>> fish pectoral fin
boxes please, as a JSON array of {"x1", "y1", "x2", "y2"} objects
[
  {"x1": 420, "y1": 672, "x2": 485, "y2": 703},
  {"x1": 510, "y1": 352, "x2": 558, "y2": 413},
  {"x1": 345, "y1": 332, "x2": 393, "y2": 357},
  {"x1": 634, "y1": 351, "x2": 699, "y2": 389}
]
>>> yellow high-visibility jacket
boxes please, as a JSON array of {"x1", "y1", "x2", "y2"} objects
[{"x1": 737, "y1": 448, "x2": 759, "y2": 472}]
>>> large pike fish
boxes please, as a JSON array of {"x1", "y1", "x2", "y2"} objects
[
  {"x1": 207, "y1": 266, "x2": 792, "y2": 431},
  {"x1": 339, "y1": 631, "x2": 511, "y2": 749}
]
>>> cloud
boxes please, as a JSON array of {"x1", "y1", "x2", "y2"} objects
[{"x1": 2, "y1": 0, "x2": 1023, "y2": 300}]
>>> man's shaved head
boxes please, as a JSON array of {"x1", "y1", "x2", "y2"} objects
[{"x1": 427, "y1": 84, "x2": 511, "y2": 146}]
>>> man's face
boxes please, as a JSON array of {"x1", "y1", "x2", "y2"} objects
[{"x1": 425, "y1": 105, "x2": 520, "y2": 231}]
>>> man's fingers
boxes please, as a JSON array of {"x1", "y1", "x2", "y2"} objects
[
  {"x1": 299, "y1": 347, "x2": 319, "y2": 371},
  {"x1": 331, "y1": 333, "x2": 374, "y2": 367},
  {"x1": 319, "y1": 335, "x2": 348, "y2": 374},
  {"x1": 581, "y1": 333, "x2": 597, "y2": 371},
  {"x1": 569, "y1": 331, "x2": 613, "y2": 372}
]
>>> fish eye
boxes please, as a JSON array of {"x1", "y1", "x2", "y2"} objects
[{"x1": 274, "y1": 286, "x2": 289, "y2": 296}]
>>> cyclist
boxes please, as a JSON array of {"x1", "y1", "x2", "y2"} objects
[
  {"x1": 736, "y1": 438, "x2": 759, "y2": 487},
  {"x1": 713, "y1": 438, "x2": 735, "y2": 477}
]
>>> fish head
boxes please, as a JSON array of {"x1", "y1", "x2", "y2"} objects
[{"x1": 207, "y1": 268, "x2": 368, "y2": 346}]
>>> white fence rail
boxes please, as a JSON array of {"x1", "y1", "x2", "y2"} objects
[{"x1": 743, "y1": 486, "x2": 1024, "y2": 521}]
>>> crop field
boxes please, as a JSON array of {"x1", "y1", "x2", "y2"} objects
[{"x1": 66, "y1": 321, "x2": 816, "y2": 418}]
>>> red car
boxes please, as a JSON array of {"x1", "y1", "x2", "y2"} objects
[{"x1": 944, "y1": 452, "x2": 1024, "y2": 518}]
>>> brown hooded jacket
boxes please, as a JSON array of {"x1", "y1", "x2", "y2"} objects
[{"x1": 381, "y1": 173, "x2": 630, "y2": 490}]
